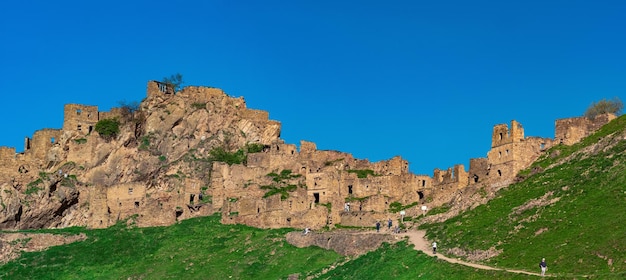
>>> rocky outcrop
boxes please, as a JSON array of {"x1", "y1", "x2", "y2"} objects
[
  {"x1": 0, "y1": 171, "x2": 80, "y2": 230},
  {"x1": 0, "y1": 232, "x2": 86, "y2": 264},
  {"x1": 285, "y1": 230, "x2": 402, "y2": 257},
  {"x1": 0, "y1": 80, "x2": 615, "y2": 235}
]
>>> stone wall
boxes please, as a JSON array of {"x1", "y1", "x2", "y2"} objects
[
  {"x1": 147, "y1": 80, "x2": 174, "y2": 97},
  {"x1": 0, "y1": 147, "x2": 17, "y2": 178},
  {"x1": 98, "y1": 107, "x2": 124, "y2": 120},
  {"x1": 485, "y1": 121, "x2": 554, "y2": 184},
  {"x1": 26, "y1": 129, "x2": 62, "y2": 162},
  {"x1": 555, "y1": 113, "x2": 616, "y2": 145},
  {"x1": 62, "y1": 104, "x2": 99, "y2": 135},
  {"x1": 491, "y1": 120, "x2": 524, "y2": 147}
]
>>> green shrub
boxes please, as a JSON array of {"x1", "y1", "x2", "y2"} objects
[
  {"x1": 389, "y1": 201, "x2": 419, "y2": 213},
  {"x1": 209, "y1": 147, "x2": 246, "y2": 165},
  {"x1": 191, "y1": 102, "x2": 206, "y2": 110},
  {"x1": 25, "y1": 186, "x2": 42, "y2": 195},
  {"x1": 260, "y1": 170, "x2": 303, "y2": 200},
  {"x1": 245, "y1": 143, "x2": 265, "y2": 153},
  {"x1": 94, "y1": 118, "x2": 120, "y2": 140},
  {"x1": 346, "y1": 169, "x2": 378, "y2": 178},
  {"x1": 139, "y1": 135, "x2": 151, "y2": 150}
]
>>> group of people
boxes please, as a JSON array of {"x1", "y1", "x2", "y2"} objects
[
  {"x1": 375, "y1": 218, "x2": 397, "y2": 233},
  {"x1": 305, "y1": 218, "x2": 548, "y2": 276}
]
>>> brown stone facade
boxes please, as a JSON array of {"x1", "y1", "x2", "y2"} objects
[{"x1": 0, "y1": 80, "x2": 616, "y2": 231}]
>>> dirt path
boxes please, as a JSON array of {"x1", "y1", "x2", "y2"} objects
[{"x1": 393, "y1": 229, "x2": 546, "y2": 277}]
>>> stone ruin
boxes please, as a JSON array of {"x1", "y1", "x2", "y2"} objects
[{"x1": 0, "y1": 81, "x2": 616, "y2": 231}]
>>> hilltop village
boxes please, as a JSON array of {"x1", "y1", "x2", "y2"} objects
[{"x1": 0, "y1": 81, "x2": 615, "y2": 230}]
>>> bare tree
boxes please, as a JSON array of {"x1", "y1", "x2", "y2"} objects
[
  {"x1": 584, "y1": 97, "x2": 623, "y2": 119},
  {"x1": 118, "y1": 100, "x2": 140, "y2": 121},
  {"x1": 161, "y1": 73, "x2": 184, "y2": 92}
]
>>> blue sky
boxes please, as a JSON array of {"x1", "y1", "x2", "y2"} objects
[{"x1": 1, "y1": 1, "x2": 625, "y2": 175}]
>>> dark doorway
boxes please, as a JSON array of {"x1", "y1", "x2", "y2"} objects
[
  {"x1": 417, "y1": 191, "x2": 424, "y2": 200},
  {"x1": 313, "y1": 192, "x2": 320, "y2": 203},
  {"x1": 348, "y1": 185, "x2": 353, "y2": 195}
]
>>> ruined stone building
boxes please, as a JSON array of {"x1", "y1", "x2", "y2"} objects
[{"x1": 0, "y1": 80, "x2": 616, "y2": 231}]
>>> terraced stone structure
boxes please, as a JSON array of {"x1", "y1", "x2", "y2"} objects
[{"x1": 0, "y1": 81, "x2": 614, "y2": 231}]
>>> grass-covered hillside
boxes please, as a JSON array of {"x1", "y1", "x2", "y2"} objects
[
  {"x1": 0, "y1": 215, "x2": 341, "y2": 280},
  {"x1": 421, "y1": 115, "x2": 626, "y2": 279},
  {"x1": 1, "y1": 213, "x2": 535, "y2": 280}
]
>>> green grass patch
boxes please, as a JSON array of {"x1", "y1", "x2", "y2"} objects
[
  {"x1": 312, "y1": 240, "x2": 530, "y2": 280},
  {"x1": 346, "y1": 169, "x2": 379, "y2": 178},
  {"x1": 260, "y1": 170, "x2": 303, "y2": 200},
  {"x1": 0, "y1": 215, "x2": 343, "y2": 280},
  {"x1": 191, "y1": 102, "x2": 206, "y2": 110},
  {"x1": 389, "y1": 201, "x2": 419, "y2": 213}
]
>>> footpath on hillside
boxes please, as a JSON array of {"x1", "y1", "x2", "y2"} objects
[{"x1": 380, "y1": 229, "x2": 547, "y2": 277}]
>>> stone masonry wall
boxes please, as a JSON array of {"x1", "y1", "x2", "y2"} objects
[
  {"x1": 28, "y1": 129, "x2": 62, "y2": 162},
  {"x1": 555, "y1": 113, "x2": 616, "y2": 145},
  {"x1": 62, "y1": 104, "x2": 99, "y2": 135}
]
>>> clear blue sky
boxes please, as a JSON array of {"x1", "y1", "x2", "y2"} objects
[{"x1": 1, "y1": 1, "x2": 625, "y2": 175}]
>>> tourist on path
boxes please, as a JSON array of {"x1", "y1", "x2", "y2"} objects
[
  {"x1": 432, "y1": 241, "x2": 437, "y2": 254},
  {"x1": 376, "y1": 221, "x2": 381, "y2": 232},
  {"x1": 539, "y1": 258, "x2": 547, "y2": 277},
  {"x1": 387, "y1": 218, "x2": 392, "y2": 230}
]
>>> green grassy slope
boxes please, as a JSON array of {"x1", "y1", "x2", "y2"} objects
[
  {"x1": 311, "y1": 241, "x2": 530, "y2": 280},
  {"x1": 0, "y1": 220, "x2": 532, "y2": 280},
  {"x1": 0, "y1": 215, "x2": 342, "y2": 280},
  {"x1": 420, "y1": 115, "x2": 626, "y2": 279}
]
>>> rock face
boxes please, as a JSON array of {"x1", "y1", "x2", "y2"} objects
[
  {"x1": 0, "y1": 232, "x2": 87, "y2": 264},
  {"x1": 0, "y1": 170, "x2": 80, "y2": 229},
  {"x1": 285, "y1": 230, "x2": 401, "y2": 257},
  {"x1": 0, "y1": 80, "x2": 614, "y2": 232}
]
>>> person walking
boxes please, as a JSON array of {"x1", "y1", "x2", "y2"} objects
[
  {"x1": 387, "y1": 218, "x2": 392, "y2": 230},
  {"x1": 539, "y1": 258, "x2": 547, "y2": 277},
  {"x1": 376, "y1": 221, "x2": 381, "y2": 232},
  {"x1": 432, "y1": 241, "x2": 437, "y2": 254}
]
